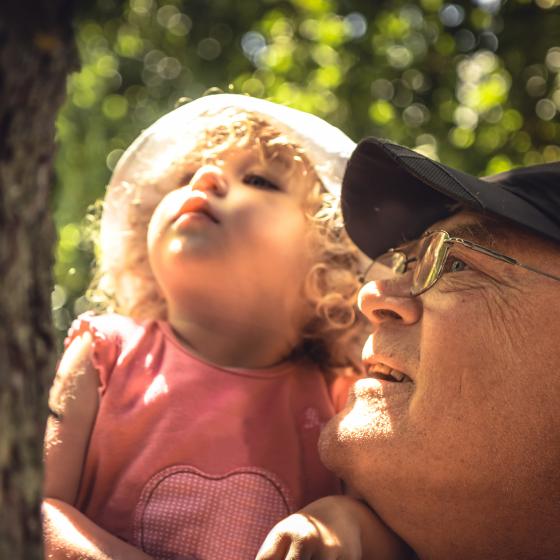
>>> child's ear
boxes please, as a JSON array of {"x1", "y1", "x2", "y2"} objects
[
  {"x1": 154, "y1": 282, "x2": 168, "y2": 306},
  {"x1": 154, "y1": 281, "x2": 165, "y2": 297}
]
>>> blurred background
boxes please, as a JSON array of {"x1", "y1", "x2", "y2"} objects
[{"x1": 52, "y1": 0, "x2": 560, "y2": 342}]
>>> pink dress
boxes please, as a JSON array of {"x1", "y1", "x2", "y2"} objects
[{"x1": 68, "y1": 313, "x2": 353, "y2": 560}]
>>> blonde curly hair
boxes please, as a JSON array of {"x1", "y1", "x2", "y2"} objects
[{"x1": 89, "y1": 108, "x2": 368, "y2": 373}]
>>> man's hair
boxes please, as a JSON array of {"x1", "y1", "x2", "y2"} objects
[{"x1": 88, "y1": 108, "x2": 368, "y2": 373}]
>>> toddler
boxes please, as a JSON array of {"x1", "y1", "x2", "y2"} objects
[{"x1": 43, "y1": 94, "x2": 374, "y2": 559}]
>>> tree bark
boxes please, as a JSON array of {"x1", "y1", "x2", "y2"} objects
[{"x1": 0, "y1": 2, "x2": 78, "y2": 557}]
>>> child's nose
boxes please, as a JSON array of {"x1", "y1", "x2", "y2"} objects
[{"x1": 189, "y1": 165, "x2": 228, "y2": 196}]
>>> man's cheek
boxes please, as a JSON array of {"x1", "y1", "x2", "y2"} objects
[{"x1": 421, "y1": 305, "x2": 492, "y2": 380}]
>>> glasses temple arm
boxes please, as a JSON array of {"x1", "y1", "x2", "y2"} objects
[{"x1": 452, "y1": 238, "x2": 560, "y2": 284}]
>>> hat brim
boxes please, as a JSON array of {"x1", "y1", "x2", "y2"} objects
[{"x1": 342, "y1": 138, "x2": 560, "y2": 258}]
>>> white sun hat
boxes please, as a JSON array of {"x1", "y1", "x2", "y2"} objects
[
  {"x1": 107, "y1": 93, "x2": 355, "y2": 197},
  {"x1": 98, "y1": 94, "x2": 356, "y2": 303}
]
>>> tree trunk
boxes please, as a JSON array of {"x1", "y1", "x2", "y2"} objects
[{"x1": 0, "y1": 2, "x2": 77, "y2": 557}]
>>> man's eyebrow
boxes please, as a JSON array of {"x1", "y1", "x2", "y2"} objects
[{"x1": 445, "y1": 222, "x2": 498, "y2": 247}]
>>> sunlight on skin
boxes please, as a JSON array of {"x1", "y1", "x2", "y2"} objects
[
  {"x1": 43, "y1": 501, "x2": 99, "y2": 557},
  {"x1": 143, "y1": 373, "x2": 169, "y2": 405},
  {"x1": 286, "y1": 514, "x2": 331, "y2": 541},
  {"x1": 258, "y1": 512, "x2": 340, "y2": 556},
  {"x1": 44, "y1": 417, "x2": 62, "y2": 453},
  {"x1": 337, "y1": 378, "x2": 395, "y2": 440},
  {"x1": 340, "y1": 279, "x2": 395, "y2": 440},
  {"x1": 169, "y1": 238, "x2": 183, "y2": 254},
  {"x1": 357, "y1": 280, "x2": 381, "y2": 310},
  {"x1": 370, "y1": 281, "x2": 381, "y2": 295}
]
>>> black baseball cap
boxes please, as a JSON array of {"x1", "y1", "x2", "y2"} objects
[{"x1": 342, "y1": 137, "x2": 560, "y2": 259}]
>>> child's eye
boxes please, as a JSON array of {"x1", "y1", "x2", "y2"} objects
[{"x1": 243, "y1": 174, "x2": 280, "y2": 191}]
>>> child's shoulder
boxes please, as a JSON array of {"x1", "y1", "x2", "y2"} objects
[
  {"x1": 64, "y1": 312, "x2": 150, "y2": 366},
  {"x1": 63, "y1": 312, "x2": 155, "y2": 390},
  {"x1": 65, "y1": 312, "x2": 143, "y2": 345}
]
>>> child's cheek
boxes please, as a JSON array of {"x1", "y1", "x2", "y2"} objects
[{"x1": 147, "y1": 202, "x2": 169, "y2": 245}]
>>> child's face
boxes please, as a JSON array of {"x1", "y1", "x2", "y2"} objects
[{"x1": 147, "y1": 145, "x2": 315, "y2": 332}]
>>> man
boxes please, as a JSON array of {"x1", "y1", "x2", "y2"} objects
[{"x1": 319, "y1": 138, "x2": 560, "y2": 559}]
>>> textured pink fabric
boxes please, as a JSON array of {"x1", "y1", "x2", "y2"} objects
[
  {"x1": 134, "y1": 466, "x2": 291, "y2": 560},
  {"x1": 70, "y1": 314, "x2": 352, "y2": 560}
]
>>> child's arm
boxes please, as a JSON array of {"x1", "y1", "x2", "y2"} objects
[
  {"x1": 43, "y1": 498, "x2": 152, "y2": 560},
  {"x1": 43, "y1": 331, "x2": 152, "y2": 560},
  {"x1": 255, "y1": 495, "x2": 413, "y2": 560}
]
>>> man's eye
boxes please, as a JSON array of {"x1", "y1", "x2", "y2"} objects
[
  {"x1": 443, "y1": 258, "x2": 469, "y2": 273},
  {"x1": 243, "y1": 174, "x2": 279, "y2": 191}
]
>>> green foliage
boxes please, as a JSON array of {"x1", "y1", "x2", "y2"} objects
[{"x1": 53, "y1": 0, "x2": 560, "y2": 338}]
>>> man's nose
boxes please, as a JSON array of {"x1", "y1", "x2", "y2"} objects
[
  {"x1": 358, "y1": 279, "x2": 422, "y2": 325},
  {"x1": 189, "y1": 165, "x2": 228, "y2": 196}
]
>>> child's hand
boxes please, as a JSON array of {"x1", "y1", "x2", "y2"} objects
[
  {"x1": 255, "y1": 501, "x2": 361, "y2": 559},
  {"x1": 255, "y1": 495, "x2": 412, "y2": 560}
]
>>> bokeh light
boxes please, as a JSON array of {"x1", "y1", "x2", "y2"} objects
[{"x1": 52, "y1": 0, "x2": 560, "y2": 338}]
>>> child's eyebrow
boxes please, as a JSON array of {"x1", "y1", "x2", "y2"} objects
[
  {"x1": 256, "y1": 155, "x2": 297, "y2": 184},
  {"x1": 175, "y1": 162, "x2": 199, "y2": 185},
  {"x1": 266, "y1": 151, "x2": 294, "y2": 169},
  {"x1": 177, "y1": 170, "x2": 195, "y2": 185}
]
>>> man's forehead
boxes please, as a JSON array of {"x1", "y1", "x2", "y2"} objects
[{"x1": 425, "y1": 211, "x2": 499, "y2": 247}]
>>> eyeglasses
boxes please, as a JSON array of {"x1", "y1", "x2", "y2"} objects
[{"x1": 362, "y1": 230, "x2": 560, "y2": 296}]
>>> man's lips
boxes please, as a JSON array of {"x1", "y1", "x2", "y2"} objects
[{"x1": 172, "y1": 192, "x2": 219, "y2": 224}]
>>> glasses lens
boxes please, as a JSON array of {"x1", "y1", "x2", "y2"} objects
[
  {"x1": 363, "y1": 251, "x2": 408, "y2": 283},
  {"x1": 412, "y1": 231, "x2": 449, "y2": 295}
]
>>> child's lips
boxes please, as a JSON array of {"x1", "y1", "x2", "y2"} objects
[{"x1": 173, "y1": 192, "x2": 219, "y2": 224}]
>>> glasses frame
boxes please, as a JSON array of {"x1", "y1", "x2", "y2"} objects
[{"x1": 364, "y1": 230, "x2": 560, "y2": 296}]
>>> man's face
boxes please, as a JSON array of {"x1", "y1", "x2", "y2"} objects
[{"x1": 320, "y1": 211, "x2": 560, "y2": 559}]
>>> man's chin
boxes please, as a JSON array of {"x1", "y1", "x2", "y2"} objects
[
  {"x1": 319, "y1": 381, "x2": 411, "y2": 477},
  {"x1": 318, "y1": 405, "x2": 373, "y2": 479},
  {"x1": 318, "y1": 411, "x2": 348, "y2": 477}
]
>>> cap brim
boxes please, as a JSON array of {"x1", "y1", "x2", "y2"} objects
[{"x1": 342, "y1": 138, "x2": 560, "y2": 258}]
